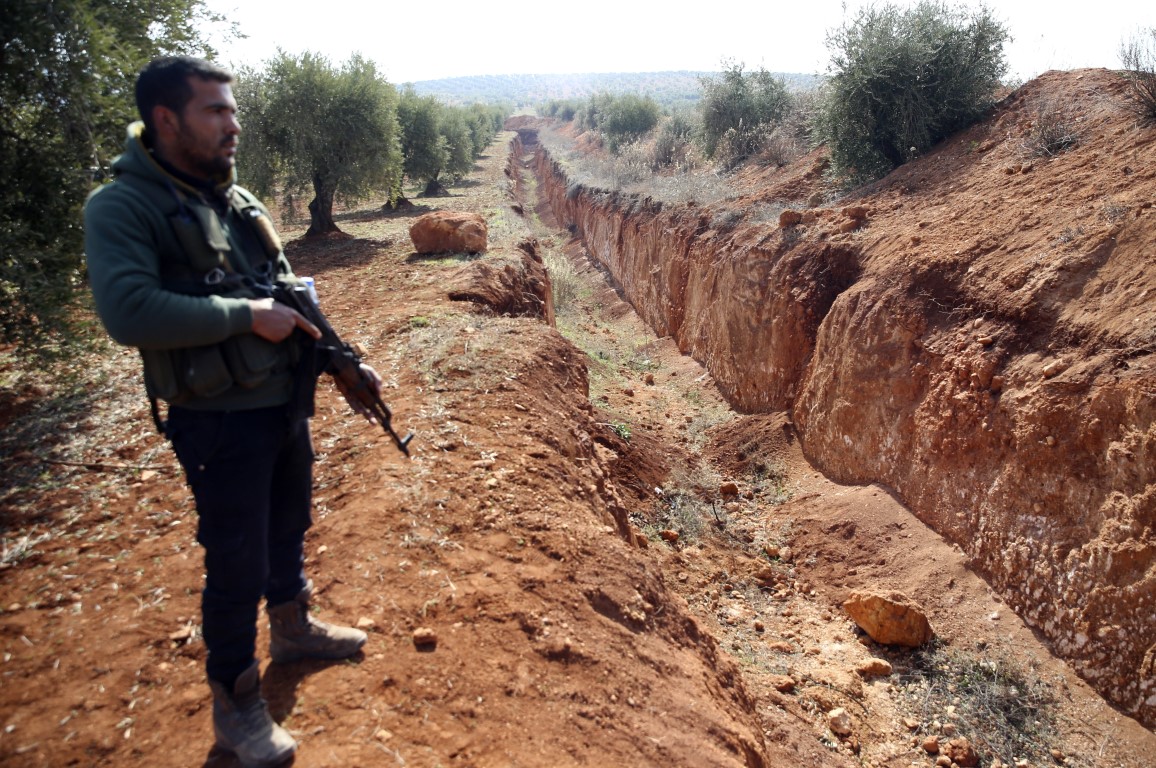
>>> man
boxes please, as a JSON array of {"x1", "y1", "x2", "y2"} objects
[{"x1": 85, "y1": 56, "x2": 374, "y2": 767}]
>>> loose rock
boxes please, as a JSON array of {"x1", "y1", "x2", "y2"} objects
[
  {"x1": 856, "y1": 657, "x2": 893, "y2": 677},
  {"x1": 843, "y1": 591, "x2": 934, "y2": 647},
  {"x1": 769, "y1": 675, "x2": 796, "y2": 693},
  {"x1": 412, "y1": 627, "x2": 438, "y2": 648},
  {"x1": 827, "y1": 707, "x2": 853, "y2": 736}
]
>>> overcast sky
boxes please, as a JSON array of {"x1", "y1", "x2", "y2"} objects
[{"x1": 202, "y1": 0, "x2": 1156, "y2": 84}]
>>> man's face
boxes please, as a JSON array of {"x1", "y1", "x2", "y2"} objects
[{"x1": 166, "y1": 77, "x2": 241, "y2": 180}]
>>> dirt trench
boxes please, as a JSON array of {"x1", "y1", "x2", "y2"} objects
[
  {"x1": 510, "y1": 69, "x2": 1156, "y2": 731},
  {"x1": 503, "y1": 121, "x2": 1156, "y2": 765}
]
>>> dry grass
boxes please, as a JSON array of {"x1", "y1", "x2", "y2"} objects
[{"x1": 895, "y1": 644, "x2": 1066, "y2": 767}]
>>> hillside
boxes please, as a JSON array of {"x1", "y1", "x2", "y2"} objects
[{"x1": 409, "y1": 70, "x2": 819, "y2": 106}]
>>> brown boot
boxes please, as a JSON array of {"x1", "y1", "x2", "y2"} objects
[
  {"x1": 208, "y1": 661, "x2": 296, "y2": 767},
  {"x1": 267, "y1": 580, "x2": 367, "y2": 663}
]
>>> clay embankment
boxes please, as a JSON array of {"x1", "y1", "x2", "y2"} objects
[{"x1": 516, "y1": 68, "x2": 1156, "y2": 727}]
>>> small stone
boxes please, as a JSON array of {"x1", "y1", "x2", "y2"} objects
[
  {"x1": 381, "y1": 675, "x2": 395, "y2": 687},
  {"x1": 942, "y1": 723, "x2": 957, "y2": 736},
  {"x1": 944, "y1": 737, "x2": 979, "y2": 767},
  {"x1": 936, "y1": 756, "x2": 952, "y2": 767},
  {"x1": 767, "y1": 641, "x2": 794, "y2": 653},
  {"x1": 856, "y1": 658, "x2": 893, "y2": 677},
  {"x1": 827, "y1": 707, "x2": 853, "y2": 736},
  {"x1": 977, "y1": 335, "x2": 994, "y2": 346},
  {"x1": 356, "y1": 617, "x2": 376, "y2": 630},
  {"x1": 659, "y1": 530, "x2": 680, "y2": 543},
  {"x1": 644, "y1": 373, "x2": 655, "y2": 385},
  {"x1": 374, "y1": 728, "x2": 393, "y2": 742},
  {"x1": 753, "y1": 620, "x2": 765, "y2": 632},
  {"x1": 902, "y1": 717, "x2": 920, "y2": 730},
  {"x1": 168, "y1": 626, "x2": 193, "y2": 641},
  {"x1": 622, "y1": 388, "x2": 635, "y2": 397},
  {"x1": 922, "y1": 735, "x2": 940, "y2": 754},
  {"x1": 719, "y1": 481, "x2": 739, "y2": 496},
  {"x1": 412, "y1": 627, "x2": 437, "y2": 648},
  {"x1": 316, "y1": 545, "x2": 328, "y2": 555},
  {"x1": 1050, "y1": 748, "x2": 1065, "y2": 762},
  {"x1": 769, "y1": 675, "x2": 796, "y2": 693}
]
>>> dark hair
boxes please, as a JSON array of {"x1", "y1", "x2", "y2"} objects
[{"x1": 136, "y1": 56, "x2": 234, "y2": 136}]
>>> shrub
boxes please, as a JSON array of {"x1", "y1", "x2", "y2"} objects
[
  {"x1": 542, "y1": 249, "x2": 581, "y2": 315},
  {"x1": 1022, "y1": 98, "x2": 1079, "y2": 157},
  {"x1": 814, "y1": 1, "x2": 1008, "y2": 183},
  {"x1": 699, "y1": 61, "x2": 790, "y2": 165},
  {"x1": 897, "y1": 645, "x2": 1058, "y2": 766},
  {"x1": 650, "y1": 111, "x2": 697, "y2": 170},
  {"x1": 599, "y1": 94, "x2": 661, "y2": 153},
  {"x1": 1120, "y1": 28, "x2": 1156, "y2": 121}
]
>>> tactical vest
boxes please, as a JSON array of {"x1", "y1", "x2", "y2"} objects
[{"x1": 115, "y1": 173, "x2": 303, "y2": 423}]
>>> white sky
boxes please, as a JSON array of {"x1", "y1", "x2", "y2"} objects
[{"x1": 202, "y1": 0, "x2": 1156, "y2": 85}]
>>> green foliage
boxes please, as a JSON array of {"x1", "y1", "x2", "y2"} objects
[
  {"x1": 699, "y1": 62, "x2": 791, "y2": 167},
  {"x1": 466, "y1": 103, "x2": 505, "y2": 156},
  {"x1": 609, "y1": 421, "x2": 632, "y2": 440},
  {"x1": 650, "y1": 111, "x2": 698, "y2": 169},
  {"x1": 569, "y1": 92, "x2": 660, "y2": 153},
  {"x1": 814, "y1": 1, "x2": 1008, "y2": 184},
  {"x1": 396, "y1": 89, "x2": 507, "y2": 193},
  {"x1": 0, "y1": 0, "x2": 221, "y2": 355},
  {"x1": 236, "y1": 52, "x2": 403, "y2": 236},
  {"x1": 1120, "y1": 28, "x2": 1156, "y2": 121},
  {"x1": 599, "y1": 94, "x2": 660, "y2": 152},
  {"x1": 397, "y1": 86, "x2": 449, "y2": 190},
  {"x1": 540, "y1": 99, "x2": 582, "y2": 121}
]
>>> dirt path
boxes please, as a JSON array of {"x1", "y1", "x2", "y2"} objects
[{"x1": 0, "y1": 129, "x2": 1152, "y2": 768}]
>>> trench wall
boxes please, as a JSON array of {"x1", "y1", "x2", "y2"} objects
[{"x1": 514, "y1": 129, "x2": 1156, "y2": 728}]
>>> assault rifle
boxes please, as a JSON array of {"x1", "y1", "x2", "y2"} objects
[{"x1": 274, "y1": 281, "x2": 413, "y2": 456}]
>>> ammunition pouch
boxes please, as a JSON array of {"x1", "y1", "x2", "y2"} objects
[{"x1": 141, "y1": 276, "x2": 289, "y2": 406}]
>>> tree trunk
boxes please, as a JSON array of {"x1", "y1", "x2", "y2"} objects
[{"x1": 305, "y1": 175, "x2": 341, "y2": 238}]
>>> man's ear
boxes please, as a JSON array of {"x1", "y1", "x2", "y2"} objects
[{"x1": 152, "y1": 105, "x2": 182, "y2": 140}]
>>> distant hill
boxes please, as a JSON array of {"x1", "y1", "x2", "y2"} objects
[{"x1": 408, "y1": 71, "x2": 820, "y2": 109}]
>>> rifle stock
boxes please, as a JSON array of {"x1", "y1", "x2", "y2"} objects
[{"x1": 274, "y1": 282, "x2": 413, "y2": 456}]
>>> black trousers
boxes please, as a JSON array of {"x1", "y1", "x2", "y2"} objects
[{"x1": 167, "y1": 404, "x2": 313, "y2": 687}]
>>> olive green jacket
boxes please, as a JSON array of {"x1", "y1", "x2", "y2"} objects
[{"x1": 85, "y1": 122, "x2": 299, "y2": 411}]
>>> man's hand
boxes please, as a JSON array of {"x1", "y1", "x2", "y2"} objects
[
  {"x1": 249, "y1": 297, "x2": 321, "y2": 342},
  {"x1": 334, "y1": 364, "x2": 383, "y2": 424}
]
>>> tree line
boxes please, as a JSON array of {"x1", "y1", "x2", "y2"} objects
[
  {"x1": 235, "y1": 53, "x2": 508, "y2": 237},
  {"x1": 0, "y1": 1, "x2": 507, "y2": 356}
]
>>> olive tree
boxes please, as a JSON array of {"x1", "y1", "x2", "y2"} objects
[
  {"x1": 237, "y1": 52, "x2": 403, "y2": 236},
  {"x1": 1, "y1": 0, "x2": 221, "y2": 354},
  {"x1": 814, "y1": 1, "x2": 1008, "y2": 183}
]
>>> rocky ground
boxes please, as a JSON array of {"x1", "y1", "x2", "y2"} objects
[{"x1": 1, "y1": 79, "x2": 1154, "y2": 766}]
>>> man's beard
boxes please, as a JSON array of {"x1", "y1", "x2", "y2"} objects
[{"x1": 177, "y1": 125, "x2": 235, "y2": 181}]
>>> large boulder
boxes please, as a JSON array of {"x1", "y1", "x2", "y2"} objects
[
  {"x1": 843, "y1": 591, "x2": 933, "y2": 647},
  {"x1": 409, "y1": 211, "x2": 488, "y2": 254}
]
